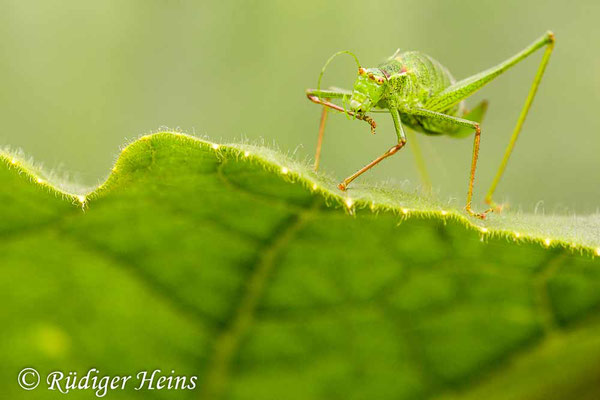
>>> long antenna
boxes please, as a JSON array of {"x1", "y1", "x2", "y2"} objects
[
  {"x1": 317, "y1": 50, "x2": 361, "y2": 120},
  {"x1": 317, "y1": 50, "x2": 361, "y2": 91}
]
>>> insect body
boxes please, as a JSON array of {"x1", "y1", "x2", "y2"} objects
[{"x1": 306, "y1": 32, "x2": 555, "y2": 218}]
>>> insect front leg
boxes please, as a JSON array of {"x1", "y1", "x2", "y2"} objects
[
  {"x1": 306, "y1": 89, "x2": 377, "y2": 132},
  {"x1": 313, "y1": 100, "x2": 329, "y2": 171},
  {"x1": 411, "y1": 108, "x2": 494, "y2": 219},
  {"x1": 306, "y1": 89, "x2": 377, "y2": 171},
  {"x1": 338, "y1": 108, "x2": 406, "y2": 191}
]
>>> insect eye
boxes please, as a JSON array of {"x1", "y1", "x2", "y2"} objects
[{"x1": 358, "y1": 67, "x2": 366, "y2": 75}]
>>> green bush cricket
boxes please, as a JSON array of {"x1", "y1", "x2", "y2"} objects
[{"x1": 306, "y1": 31, "x2": 555, "y2": 218}]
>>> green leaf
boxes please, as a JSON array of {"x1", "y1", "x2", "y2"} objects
[{"x1": 1, "y1": 131, "x2": 600, "y2": 399}]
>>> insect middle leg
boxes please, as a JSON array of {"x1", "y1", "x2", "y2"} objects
[
  {"x1": 338, "y1": 108, "x2": 406, "y2": 191},
  {"x1": 411, "y1": 108, "x2": 494, "y2": 219}
]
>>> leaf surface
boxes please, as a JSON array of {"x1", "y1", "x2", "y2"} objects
[{"x1": 2, "y1": 132, "x2": 600, "y2": 399}]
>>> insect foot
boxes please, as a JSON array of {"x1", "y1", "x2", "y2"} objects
[
  {"x1": 464, "y1": 205, "x2": 494, "y2": 220},
  {"x1": 485, "y1": 197, "x2": 507, "y2": 214},
  {"x1": 338, "y1": 182, "x2": 348, "y2": 191}
]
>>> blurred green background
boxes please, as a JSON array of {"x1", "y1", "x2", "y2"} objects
[{"x1": 1, "y1": 0, "x2": 598, "y2": 212}]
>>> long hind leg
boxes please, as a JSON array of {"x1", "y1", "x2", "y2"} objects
[
  {"x1": 485, "y1": 37, "x2": 555, "y2": 207},
  {"x1": 424, "y1": 32, "x2": 555, "y2": 207}
]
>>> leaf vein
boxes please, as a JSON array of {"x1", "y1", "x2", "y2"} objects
[{"x1": 200, "y1": 201, "x2": 318, "y2": 400}]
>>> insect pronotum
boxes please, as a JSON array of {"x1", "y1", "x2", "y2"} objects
[{"x1": 306, "y1": 31, "x2": 555, "y2": 219}]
